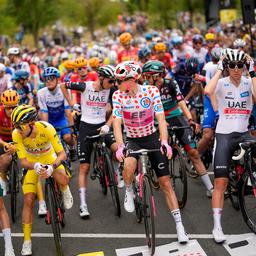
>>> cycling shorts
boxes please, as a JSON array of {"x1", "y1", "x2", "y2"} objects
[
  {"x1": 51, "y1": 118, "x2": 71, "y2": 137},
  {"x1": 213, "y1": 132, "x2": 256, "y2": 178},
  {"x1": 166, "y1": 115, "x2": 196, "y2": 152},
  {"x1": 78, "y1": 121, "x2": 115, "y2": 164},
  {"x1": 125, "y1": 132, "x2": 169, "y2": 178},
  {"x1": 202, "y1": 95, "x2": 218, "y2": 129},
  {"x1": 22, "y1": 154, "x2": 64, "y2": 194}
]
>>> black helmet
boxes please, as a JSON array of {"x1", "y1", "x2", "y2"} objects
[{"x1": 185, "y1": 57, "x2": 199, "y2": 75}]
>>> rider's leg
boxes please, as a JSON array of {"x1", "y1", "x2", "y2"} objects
[
  {"x1": 37, "y1": 179, "x2": 47, "y2": 216},
  {"x1": 197, "y1": 128, "x2": 214, "y2": 155}
]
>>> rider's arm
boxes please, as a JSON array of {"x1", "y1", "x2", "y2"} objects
[
  {"x1": 204, "y1": 70, "x2": 222, "y2": 96},
  {"x1": 0, "y1": 138, "x2": 7, "y2": 147},
  {"x1": 40, "y1": 112, "x2": 48, "y2": 122},
  {"x1": 37, "y1": 89, "x2": 48, "y2": 122},
  {"x1": 178, "y1": 100, "x2": 193, "y2": 121},
  {"x1": 155, "y1": 112, "x2": 168, "y2": 141},
  {"x1": 27, "y1": 92, "x2": 34, "y2": 105},
  {"x1": 106, "y1": 113, "x2": 113, "y2": 127},
  {"x1": 65, "y1": 108, "x2": 74, "y2": 127},
  {"x1": 60, "y1": 83, "x2": 74, "y2": 107}
]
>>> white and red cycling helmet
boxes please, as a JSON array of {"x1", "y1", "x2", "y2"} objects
[{"x1": 114, "y1": 61, "x2": 142, "y2": 81}]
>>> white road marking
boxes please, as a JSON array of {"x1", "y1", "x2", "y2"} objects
[{"x1": 1, "y1": 233, "x2": 214, "y2": 238}]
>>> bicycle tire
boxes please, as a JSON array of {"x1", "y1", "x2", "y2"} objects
[
  {"x1": 169, "y1": 146, "x2": 188, "y2": 209},
  {"x1": 133, "y1": 181, "x2": 142, "y2": 223},
  {"x1": 148, "y1": 167, "x2": 160, "y2": 190},
  {"x1": 142, "y1": 175, "x2": 156, "y2": 256},
  {"x1": 10, "y1": 159, "x2": 19, "y2": 223},
  {"x1": 46, "y1": 182, "x2": 64, "y2": 256},
  {"x1": 227, "y1": 183, "x2": 240, "y2": 210},
  {"x1": 95, "y1": 151, "x2": 107, "y2": 195},
  {"x1": 238, "y1": 172, "x2": 256, "y2": 233},
  {"x1": 105, "y1": 153, "x2": 121, "y2": 217}
]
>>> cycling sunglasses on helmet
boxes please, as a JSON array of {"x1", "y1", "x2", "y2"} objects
[{"x1": 228, "y1": 62, "x2": 244, "y2": 69}]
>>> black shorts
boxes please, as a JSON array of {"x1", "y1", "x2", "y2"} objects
[
  {"x1": 166, "y1": 115, "x2": 196, "y2": 151},
  {"x1": 0, "y1": 145, "x2": 5, "y2": 156},
  {"x1": 213, "y1": 132, "x2": 256, "y2": 178},
  {"x1": 126, "y1": 132, "x2": 169, "y2": 178},
  {"x1": 78, "y1": 121, "x2": 115, "y2": 164}
]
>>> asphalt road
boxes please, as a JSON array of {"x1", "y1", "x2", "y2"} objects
[{"x1": 0, "y1": 161, "x2": 255, "y2": 256}]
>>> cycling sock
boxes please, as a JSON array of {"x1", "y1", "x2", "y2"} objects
[
  {"x1": 125, "y1": 183, "x2": 133, "y2": 192},
  {"x1": 39, "y1": 200, "x2": 46, "y2": 206},
  {"x1": 37, "y1": 180, "x2": 44, "y2": 201},
  {"x1": 171, "y1": 209, "x2": 182, "y2": 225},
  {"x1": 2, "y1": 228, "x2": 13, "y2": 249},
  {"x1": 23, "y1": 223, "x2": 32, "y2": 241},
  {"x1": 213, "y1": 208, "x2": 222, "y2": 230},
  {"x1": 200, "y1": 173, "x2": 213, "y2": 191},
  {"x1": 79, "y1": 187, "x2": 87, "y2": 207}
]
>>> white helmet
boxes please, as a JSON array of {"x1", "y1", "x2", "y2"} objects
[
  {"x1": 75, "y1": 47, "x2": 83, "y2": 53},
  {"x1": 225, "y1": 49, "x2": 246, "y2": 62},
  {"x1": 31, "y1": 56, "x2": 40, "y2": 64},
  {"x1": 211, "y1": 47, "x2": 222, "y2": 60},
  {"x1": 0, "y1": 63, "x2": 6, "y2": 72},
  {"x1": 7, "y1": 47, "x2": 20, "y2": 55},
  {"x1": 114, "y1": 61, "x2": 142, "y2": 81},
  {"x1": 61, "y1": 51, "x2": 69, "y2": 60},
  {"x1": 233, "y1": 39, "x2": 246, "y2": 48}
]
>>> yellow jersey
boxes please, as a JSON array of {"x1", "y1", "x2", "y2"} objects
[{"x1": 12, "y1": 121, "x2": 63, "y2": 164}]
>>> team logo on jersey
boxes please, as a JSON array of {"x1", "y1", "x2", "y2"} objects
[
  {"x1": 224, "y1": 83, "x2": 229, "y2": 87},
  {"x1": 140, "y1": 97, "x2": 151, "y2": 108},
  {"x1": 240, "y1": 91, "x2": 249, "y2": 98},
  {"x1": 154, "y1": 104, "x2": 163, "y2": 112},
  {"x1": 114, "y1": 109, "x2": 122, "y2": 117}
]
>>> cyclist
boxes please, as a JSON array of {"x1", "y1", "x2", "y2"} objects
[
  {"x1": 191, "y1": 34, "x2": 207, "y2": 71},
  {"x1": 142, "y1": 60, "x2": 213, "y2": 196},
  {"x1": 12, "y1": 70, "x2": 33, "y2": 105},
  {"x1": 0, "y1": 63, "x2": 12, "y2": 94},
  {"x1": 38, "y1": 67, "x2": 77, "y2": 161},
  {"x1": 61, "y1": 65, "x2": 122, "y2": 218},
  {"x1": 112, "y1": 61, "x2": 189, "y2": 243},
  {"x1": 197, "y1": 47, "x2": 222, "y2": 156},
  {"x1": 0, "y1": 90, "x2": 19, "y2": 256},
  {"x1": 233, "y1": 38, "x2": 246, "y2": 51},
  {"x1": 117, "y1": 32, "x2": 138, "y2": 63},
  {"x1": 11, "y1": 105, "x2": 73, "y2": 255},
  {"x1": 205, "y1": 33, "x2": 216, "y2": 63},
  {"x1": 138, "y1": 46, "x2": 152, "y2": 64},
  {"x1": 89, "y1": 57, "x2": 100, "y2": 72},
  {"x1": 69, "y1": 57, "x2": 98, "y2": 105},
  {"x1": 171, "y1": 36, "x2": 192, "y2": 64},
  {"x1": 60, "y1": 60, "x2": 75, "y2": 83},
  {"x1": 7, "y1": 47, "x2": 30, "y2": 74},
  {"x1": 204, "y1": 49, "x2": 256, "y2": 243}
]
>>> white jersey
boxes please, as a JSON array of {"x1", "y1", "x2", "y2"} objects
[
  {"x1": 203, "y1": 61, "x2": 218, "y2": 84},
  {"x1": 191, "y1": 47, "x2": 208, "y2": 64},
  {"x1": 38, "y1": 85, "x2": 70, "y2": 122},
  {"x1": 81, "y1": 81, "x2": 110, "y2": 124},
  {"x1": 215, "y1": 76, "x2": 253, "y2": 134}
]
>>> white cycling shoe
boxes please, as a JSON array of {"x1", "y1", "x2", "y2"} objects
[
  {"x1": 124, "y1": 189, "x2": 135, "y2": 213},
  {"x1": 38, "y1": 203, "x2": 47, "y2": 217},
  {"x1": 21, "y1": 240, "x2": 32, "y2": 256},
  {"x1": 5, "y1": 247, "x2": 15, "y2": 256},
  {"x1": 212, "y1": 228, "x2": 226, "y2": 243},
  {"x1": 176, "y1": 224, "x2": 189, "y2": 244},
  {"x1": 62, "y1": 186, "x2": 73, "y2": 210},
  {"x1": 80, "y1": 205, "x2": 90, "y2": 219}
]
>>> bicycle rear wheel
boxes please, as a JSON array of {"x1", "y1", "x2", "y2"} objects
[
  {"x1": 46, "y1": 182, "x2": 64, "y2": 256},
  {"x1": 133, "y1": 181, "x2": 142, "y2": 223},
  {"x1": 105, "y1": 154, "x2": 121, "y2": 217},
  {"x1": 10, "y1": 159, "x2": 19, "y2": 223},
  {"x1": 148, "y1": 167, "x2": 160, "y2": 190},
  {"x1": 169, "y1": 146, "x2": 188, "y2": 209},
  {"x1": 142, "y1": 175, "x2": 156, "y2": 256},
  {"x1": 238, "y1": 172, "x2": 256, "y2": 233}
]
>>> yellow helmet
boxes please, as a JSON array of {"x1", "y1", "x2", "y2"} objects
[
  {"x1": 74, "y1": 57, "x2": 87, "y2": 68},
  {"x1": 119, "y1": 32, "x2": 132, "y2": 45},
  {"x1": 63, "y1": 60, "x2": 75, "y2": 70},
  {"x1": 154, "y1": 42, "x2": 166, "y2": 52},
  {"x1": 1, "y1": 89, "x2": 20, "y2": 107},
  {"x1": 11, "y1": 104, "x2": 37, "y2": 125},
  {"x1": 205, "y1": 33, "x2": 215, "y2": 41},
  {"x1": 89, "y1": 57, "x2": 100, "y2": 68}
]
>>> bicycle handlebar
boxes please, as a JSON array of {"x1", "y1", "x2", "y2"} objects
[
  {"x1": 127, "y1": 148, "x2": 160, "y2": 155},
  {"x1": 56, "y1": 125, "x2": 75, "y2": 132},
  {"x1": 232, "y1": 143, "x2": 246, "y2": 160},
  {"x1": 85, "y1": 131, "x2": 114, "y2": 140},
  {"x1": 168, "y1": 125, "x2": 191, "y2": 131}
]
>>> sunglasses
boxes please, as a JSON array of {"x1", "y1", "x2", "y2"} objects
[
  {"x1": 228, "y1": 62, "x2": 244, "y2": 69},
  {"x1": 45, "y1": 75, "x2": 57, "y2": 81},
  {"x1": 145, "y1": 73, "x2": 160, "y2": 79},
  {"x1": 77, "y1": 66, "x2": 87, "y2": 71},
  {"x1": 5, "y1": 106, "x2": 17, "y2": 111},
  {"x1": 194, "y1": 42, "x2": 202, "y2": 45},
  {"x1": 108, "y1": 79, "x2": 116, "y2": 84}
]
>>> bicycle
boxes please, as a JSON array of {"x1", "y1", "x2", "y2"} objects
[
  {"x1": 129, "y1": 148, "x2": 157, "y2": 256},
  {"x1": 229, "y1": 141, "x2": 256, "y2": 233},
  {"x1": 87, "y1": 132, "x2": 121, "y2": 217},
  {"x1": 168, "y1": 126, "x2": 188, "y2": 209},
  {"x1": 7, "y1": 153, "x2": 20, "y2": 223},
  {"x1": 44, "y1": 162, "x2": 70, "y2": 256}
]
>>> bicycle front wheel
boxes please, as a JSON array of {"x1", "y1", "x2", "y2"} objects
[
  {"x1": 142, "y1": 175, "x2": 156, "y2": 256},
  {"x1": 46, "y1": 182, "x2": 64, "y2": 256},
  {"x1": 105, "y1": 154, "x2": 121, "y2": 217},
  {"x1": 238, "y1": 172, "x2": 256, "y2": 233},
  {"x1": 10, "y1": 159, "x2": 19, "y2": 223},
  {"x1": 169, "y1": 146, "x2": 188, "y2": 209}
]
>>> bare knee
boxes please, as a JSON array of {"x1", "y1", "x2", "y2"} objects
[{"x1": 24, "y1": 194, "x2": 35, "y2": 209}]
